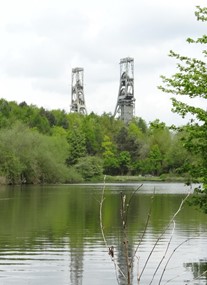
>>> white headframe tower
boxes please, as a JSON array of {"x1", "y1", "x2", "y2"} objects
[
  {"x1": 70, "y1": 67, "x2": 87, "y2": 114},
  {"x1": 114, "y1": 57, "x2": 135, "y2": 123}
]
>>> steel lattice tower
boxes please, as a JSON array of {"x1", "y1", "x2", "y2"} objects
[
  {"x1": 114, "y1": 57, "x2": 135, "y2": 123},
  {"x1": 70, "y1": 67, "x2": 87, "y2": 114}
]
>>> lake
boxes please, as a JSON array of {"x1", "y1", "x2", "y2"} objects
[{"x1": 0, "y1": 182, "x2": 206, "y2": 285}]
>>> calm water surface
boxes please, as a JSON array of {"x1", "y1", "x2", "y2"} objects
[{"x1": 0, "y1": 182, "x2": 206, "y2": 285}]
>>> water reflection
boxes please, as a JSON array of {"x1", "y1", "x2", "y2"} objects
[
  {"x1": 70, "y1": 247, "x2": 83, "y2": 285},
  {"x1": 184, "y1": 260, "x2": 207, "y2": 284},
  {"x1": 0, "y1": 183, "x2": 206, "y2": 285}
]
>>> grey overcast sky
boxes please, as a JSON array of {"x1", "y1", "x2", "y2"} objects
[{"x1": 0, "y1": 0, "x2": 206, "y2": 125}]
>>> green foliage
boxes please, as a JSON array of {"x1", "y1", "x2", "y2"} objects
[
  {"x1": 137, "y1": 145, "x2": 162, "y2": 176},
  {"x1": 163, "y1": 131, "x2": 190, "y2": 173},
  {"x1": 118, "y1": 151, "x2": 131, "y2": 175},
  {"x1": 75, "y1": 156, "x2": 103, "y2": 181},
  {"x1": 190, "y1": 185, "x2": 207, "y2": 214},
  {"x1": 81, "y1": 114, "x2": 103, "y2": 155},
  {"x1": 159, "y1": 6, "x2": 207, "y2": 212},
  {"x1": 0, "y1": 98, "x2": 196, "y2": 183},
  {"x1": 101, "y1": 135, "x2": 119, "y2": 175},
  {"x1": 115, "y1": 126, "x2": 141, "y2": 161},
  {"x1": 66, "y1": 126, "x2": 86, "y2": 165},
  {"x1": 0, "y1": 123, "x2": 70, "y2": 184},
  {"x1": 51, "y1": 109, "x2": 69, "y2": 129},
  {"x1": 66, "y1": 167, "x2": 84, "y2": 183},
  {"x1": 147, "y1": 145, "x2": 163, "y2": 175},
  {"x1": 103, "y1": 156, "x2": 120, "y2": 175},
  {"x1": 149, "y1": 120, "x2": 171, "y2": 154}
]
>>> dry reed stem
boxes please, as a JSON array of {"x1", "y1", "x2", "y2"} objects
[
  {"x1": 120, "y1": 192, "x2": 131, "y2": 284},
  {"x1": 99, "y1": 175, "x2": 126, "y2": 283},
  {"x1": 120, "y1": 185, "x2": 143, "y2": 284},
  {"x1": 138, "y1": 192, "x2": 190, "y2": 282},
  {"x1": 133, "y1": 190, "x2": 154, "y2": 271},
  {"x1": 164, "y1": 268, "x2": 207, "y2": 284},
  {"x1": 149, "y1": 220, "x2": 176, "y2": 285},
  {"x1": 158, "y1": 236, "x2": 194, "y2": 284}
]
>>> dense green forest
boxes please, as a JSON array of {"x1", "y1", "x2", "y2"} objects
[{"x1": 0, "y1": 98, "x2": 195, "y2": 185}]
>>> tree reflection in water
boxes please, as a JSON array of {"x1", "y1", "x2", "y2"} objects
[
  {"x1": 0, "y1": 184, "x2": 206, "y2": 285},
  {"x1": 184, "y1": 260, "x2": 207, "y2": 283}
]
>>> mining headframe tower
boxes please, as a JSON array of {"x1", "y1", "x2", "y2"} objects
[
  {"x1": 70, "y1": 67, "x2": 87, "y2": 114},
  {"x1": 114, "y1": 57, "x2": 135, "y2": 124}
]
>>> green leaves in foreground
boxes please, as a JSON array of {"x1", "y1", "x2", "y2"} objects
[{"x1": 159, "y1": 6, "x2": 207, "y2": 213}]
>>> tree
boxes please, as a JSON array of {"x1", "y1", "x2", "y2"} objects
[
  {"x1": 148, "y1": 120, "x2": 171, "y2": 154},
  {"x1": 137, "y1": 144, "x2": 163, "y2": 176},
  {"x1": 163, "y1": 131, "x2": 194, "y2": 174},
  {"x1": 0, "y1": 123, "x2": 70, "y2": 184},
  {"x1": 75, "y1": 156, "x2": 103, "y2": 181},
  {"x1": 51, "y1": 109, "x2": 69, "y2": 129},
  {"x1": 159, "y1": 6, "x2": 207, "y2": 212},
  {"x1": 118, "y1": 151, "x2": 131, "y2": 175},
  {"x1": 81, "y1": 114, "x2": 103, "y2": 155},
  {"x1": 66, "y1": 126, "x2": 86, "y2": 165},
  {"x1": 131, "y1": 116, "x2": 148, "y2": 133},
  {"x1": 101, "y1": 135, "x2": 119, "y2": 175},
  {"x1": 115, "y1": 126, "x2": 140, "y2": 160}
]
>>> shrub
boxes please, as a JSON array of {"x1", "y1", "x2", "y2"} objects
[{"x1": 75, "y1": 156, "x2": 103, "y2": 181}]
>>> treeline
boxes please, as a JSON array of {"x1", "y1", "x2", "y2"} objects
[{"x1": 0, "y1": 98, "x2": 196, "y2": 184}]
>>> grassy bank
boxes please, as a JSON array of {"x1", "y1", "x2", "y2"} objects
[
  {"x1": 100, "y1": 174, "x2": 188, "y2": 183},
  {"x1": 0, "y1": 174, "x2": 189, "y2": 185}
]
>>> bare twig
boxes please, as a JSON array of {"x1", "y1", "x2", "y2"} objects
[
  {"x1": 133, "y1": 190, "x2": 154, "y2": 264},
  {"x1": 138, "y1": 192, "x2": 190, "y2": 282},
  {"x1": 125, "y1": 184, "x2": 143, "y2": 225},
  {"x1": 149, "y1": 220, "x2": 176, "y2": 285},
  {"x1": 163, "y1": 242, "x2": 205, "y2": 285},
  {"x1": 119, "y1": 185, "x2": 143, "y2": 284},
  {"x1": 99, "y1": 175, "x2": 126, "y2": 283},
  {"x1": 170, "y1": 192, "x2": 190, "y2": 222},
  {"x1": 158, "y1": 237, "x2": 194, "y2": 284},
  {"x1": 99, "y1": 175, "x2": 108, "y2": 248},
  {"x1": 132, "y1": 192, "x2": 155, "y2": 282},
  {"x1": 164, "y1": 268, "x2": 207, "y2": 285},
  {"x1": 120, "y1": 191, "x2": 131, "y2": 284},
  {"x1": 119, "y1": 184, "x2": 143, "y2": 284}
]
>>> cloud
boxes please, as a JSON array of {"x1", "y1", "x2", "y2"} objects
[{"x1": 0, "y1": 0, "x2": 206, "y2": 125}]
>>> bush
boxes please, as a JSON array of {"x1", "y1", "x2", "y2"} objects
[
  {"x1": 65, "y1": 167, "x2": 84, "y2": 183},
  {"x1": 75, "y1": 156, "x2": 103, "y2": 181},
  {"x1": 0, "y1": 123, "x2": 70, "y2": 184}
]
